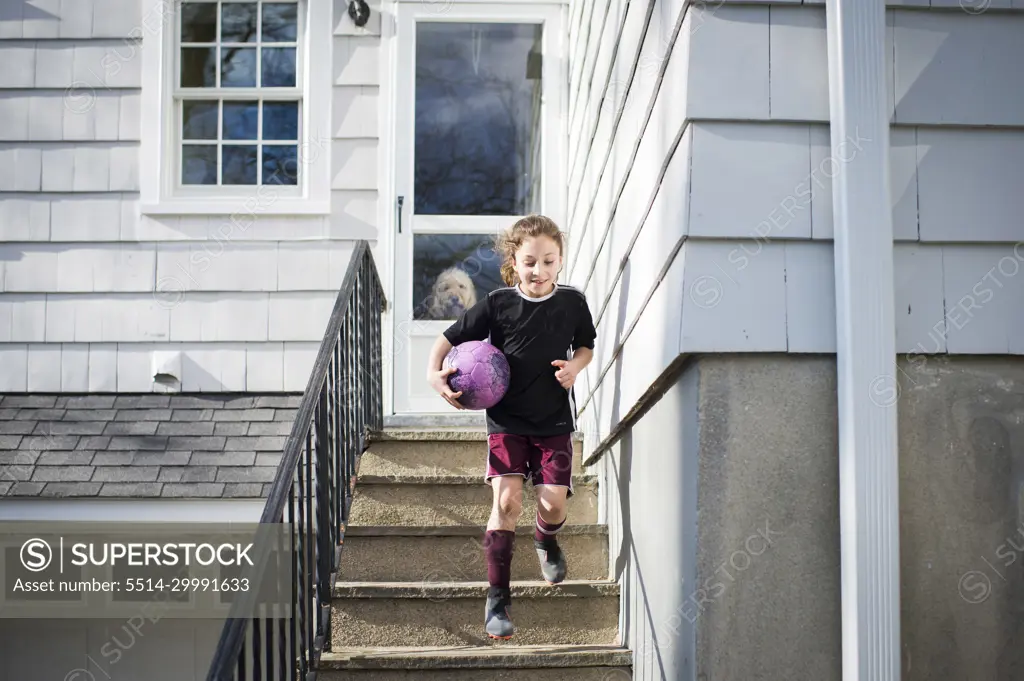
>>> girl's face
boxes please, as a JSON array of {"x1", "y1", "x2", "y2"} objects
[{"x1": 514, "y1": 235, "x2": 562, "y2": 298}]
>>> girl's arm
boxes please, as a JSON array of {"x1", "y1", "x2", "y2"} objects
[
  {"x1": 552, "y1": 347, "x2": 593, "y2": 389},
  {"x1": 426, "y1": 334, "x2": 464, "y2": 409},
  {"x1": 426, "y1": 295, "x2": 491, "y2": 410},
  {"x1": 568, "y1": 347, "x2": 593, "y2": 373}
]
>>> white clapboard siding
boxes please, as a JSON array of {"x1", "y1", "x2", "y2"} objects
[
  {"x1": 572, "y1": 0, "x2": 686, "y2": 279},
  {"x1": 688, "y1": 122, "x2": 813, "y2": 240},
  {"x1": 329, "y1": 190, "x2": 379, "y2": 241},
  {"x1": 332, "y1": 140, "x2": 378, "y2": 190},
  {"x1": 667, "y1": 242, "x2": 1023, "y2": 357},
  {"x1": 768, "y1": 7, "x2": 830, "y2": 122},
  {"x1": 783, "y1": 241, "x2": 837, "y2": 353},
  {"x1": 0, "y1": 0, "x2": 384, "y2": 394},
  {"x1": 0, "y1": 3, "x2": 140, "y2": 41},
  {"x1": 685, "y1": 7, "x2": 1024, "y2": 126},
  {"x1": 0, "y1": 296, "x2": 47, "y2": 342},
  {"x1": 585, "y1": 123, "x2": 693, "y2": 331},
  {"x1": 0, "y1": 143, "x2": 137, "y2": 192},
  {"x1": 0, "y1": 243, "x2": 358, "y2": 293},
  {"x1": 127, "y1": 213, "x2": 331, "y2": 242},
  {"x1": 33, "y1": 293, "x2": 336, "y2": 344},
  {"x1": 894, "y1": 11, "x2": 1024, "y2": 126},
  {"x1": 0, "y1": 342, "x2": 318, "y2": 393},
  {"x1": 565, "y1": 0, "x2": 629, "y2": 188},
  {"x1": 917, "y1": 128, "x2": 1024, "y2": 243},
  {"x1": 685, "y1": 5, "x2": 770, "y2": 121},
  {"x1": 333, "y1": 86, "x2": 379, "y2": 139},
  {"x1": 894, "y1": 245, "x2": 946, "y2": 355},
  {"x1": 567, "y1": 0, "x2": 669, "y2": 258},
  {"x1": 333, "y1": 36, "x2": 381, "y2": 86},
  {"x1": 15, "y1": 40, "x2": 144, "y2": 88}
]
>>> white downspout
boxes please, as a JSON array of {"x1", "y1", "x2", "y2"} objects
[{"x1": 824, "y1": 1, "x2": 901, "y2": 679}]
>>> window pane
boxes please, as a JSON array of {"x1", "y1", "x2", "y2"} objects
[
  {"x1": 181, "y1": 47, "x2": 216, "y2": 87},
  {"x1": 180, "y1": 2, "x2": 217, "y2": 43},
  {"x1": 263, "y1": 145, "x2": 298, "y2": 185},
  {"x1": 221, "y1": 3, "x2": 258, "y2": 43},
  {"x1": 223, "y1": 101, "x2": 259, "y2": 140},
  {"x1": 221, "y1": 47, "x2": 257, "y2": 87},
  {"x1": 223, "y1": 145, "x2": 258, "y2": 185},
  {"x1": 261, "y1": 47, "x2": 296, "y2": 87},
  {"x1": 182, "y1": 145, "x2": 218, "y2": 185},
  {"x1": 414, "y1": 23, "x2": 544, "y2": 216},
  {"x1": 263, "y1": 102, "x2": 298, "y2": 140},
  {"x1": 262, "y1": 3, "x2": 297, "y2": 42},
  {"x1": 413, "y1": 234, "x2": 503, "y2": 320},
  {"x1": 182, "y1": 100, "x2": 218, "y2": 140}
]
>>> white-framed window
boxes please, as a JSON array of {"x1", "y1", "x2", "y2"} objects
[{"x1": 141, "y1": 0, "x2": 332, "y2": 215}]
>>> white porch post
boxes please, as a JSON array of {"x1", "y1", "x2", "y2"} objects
[{"x1": 824, "y1": 1, "x2": 901, "y2": 680}]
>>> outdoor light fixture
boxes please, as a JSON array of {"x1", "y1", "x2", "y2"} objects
[{"x1": 348, "y1": 0, "x2": 370, "y2": 27}]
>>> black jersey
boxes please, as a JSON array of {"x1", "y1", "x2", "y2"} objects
[{"x1": 443, "y1": 284, "x2": 597, "y2": 436}]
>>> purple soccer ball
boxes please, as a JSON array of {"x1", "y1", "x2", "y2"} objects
[{"x1": 444, "y1": 341, "x2": 510, "y2": 410}]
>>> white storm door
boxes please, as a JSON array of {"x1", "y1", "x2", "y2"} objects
[{"x1": 391, "y1": 2, "x2": 565, "y2": 414}]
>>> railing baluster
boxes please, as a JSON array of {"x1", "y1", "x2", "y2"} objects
[
  {"x1": 265, "y1": 605, "x2": 273, "y2": 681},
  {"x1": 315, "y1": 385, "x2": 332, "y2": 646},
  {"x1": 304, "y1": 428, "x2": 314, "y2": 675},
  {"x1": 357, "y1": 263, "x2": 365, "y2": 437},
  {"x1": 342, "y1": 342, "x2": 350, "y2": 528},
  {"x1": 288, "y1": 488, "x2": 297, "y2": 681},
  {"x1": 295, "y1": 441, "x2": 308, "y2": 679},
  {"x1": 237, "y1": 633, "x2": 246, "y2": 680},
  {"x1": 253, "y1": 617, "x2": 262, "y2": 681}
]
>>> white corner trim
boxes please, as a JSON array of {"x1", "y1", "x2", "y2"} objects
[
  {"x1": 138, "y1": 0, "x2": 169, "y2": 212},
  {"x1": 378, "y1": 0, "x2": 398, "y2": 417},
  {"x1": 139, "y1": 0, "x2": 332, "y2": 217},
  {"x1": 825, "y1": 1, "x2": 901, "y2": 680}
]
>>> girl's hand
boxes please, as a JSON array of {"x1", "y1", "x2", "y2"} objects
[
  {"x1": 551, "y1": 359, "x2": 577, "y2": 389},
  {"x1": 428, "y1": 366, "x2": 465, "y2": 409}
]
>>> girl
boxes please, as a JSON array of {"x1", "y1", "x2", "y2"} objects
[{"x1": 425, "y1": 214, "x2": 597, "y2": 640}]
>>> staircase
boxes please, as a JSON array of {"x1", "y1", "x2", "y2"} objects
[
  {"x1": 318, "y1": 427, "x2": 632, "y2": 679},
  {"x1": 203, "y1": 245, "x2": 628, "y2": 680}
]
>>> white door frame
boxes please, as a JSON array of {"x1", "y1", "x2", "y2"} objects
[{"x1": 377, "y1": 0, "x2": 569, "y2": 416}]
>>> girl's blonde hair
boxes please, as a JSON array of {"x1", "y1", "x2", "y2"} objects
[{"x1": 493, "y1": 214, "x2": 567, "y2": 287}]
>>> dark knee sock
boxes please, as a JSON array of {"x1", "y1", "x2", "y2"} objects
[
  {"x1": 484, "y1": 529, "x2": 516, "y2": 591},
  {"x1": 534, "y1": 512, "x2": 565, "y2": 545}
]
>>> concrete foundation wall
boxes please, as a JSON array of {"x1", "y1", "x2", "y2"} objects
[{"x1": 600, "y1": 353, "x2": 1024, "y2": 680}]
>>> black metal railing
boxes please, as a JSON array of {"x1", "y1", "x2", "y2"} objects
[{"x1": 206, "y1": 240, "x2": 386, "y2": 681}]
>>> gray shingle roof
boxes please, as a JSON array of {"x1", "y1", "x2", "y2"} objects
[{"x1": 0, "y1": 394, "x2": 302, "y2": 499}]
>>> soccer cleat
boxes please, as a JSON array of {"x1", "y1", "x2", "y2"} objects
[
  {"x1": 534, "y1": 538, "x2": 567, "y2": 585},
  {"x1": 485, "y1": 587, "x2": 515, "y2": 639}
]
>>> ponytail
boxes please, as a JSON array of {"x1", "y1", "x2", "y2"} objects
[{"x1": 500, "y1": 260, "x2": 518, "y2": 287}]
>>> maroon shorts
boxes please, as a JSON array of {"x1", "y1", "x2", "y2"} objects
[{"x1": 486, "y1": 433, "x2": 574, "y2": 497}]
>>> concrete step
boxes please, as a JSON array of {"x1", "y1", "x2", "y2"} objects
[
  {"x1": 338, "y1": 524, "x2": 609, "y2": 582},
  {"x1": 348, "y1": 475, "x2": 599, "y2": 527},
  {"x1": 359, "y1": 435, "x2": 584, "y2": 478},
  {"x1": 319, "y1": 644, "x2": 632, "y2": 680},
  {"x1": 330, "y1": 580, "x2": 619, "y2": 648},
  {"x1": 383, "y1": 413, "x2": 488, "y2": 429},
  {"x1": 370, "y1": 426, "x2": 584, "y2": 442}
]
